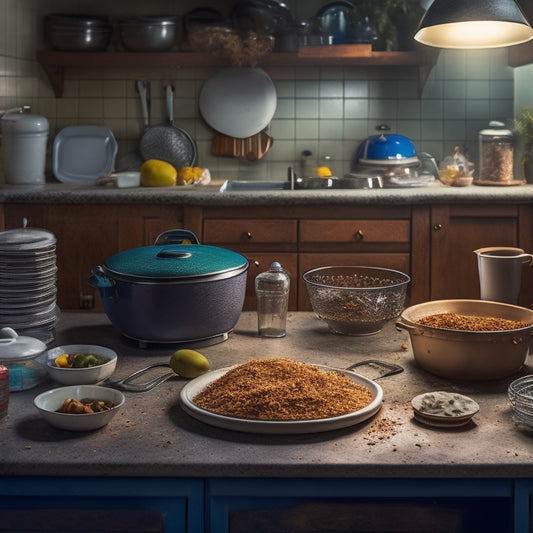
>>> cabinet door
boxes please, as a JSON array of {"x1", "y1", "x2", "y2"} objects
[
  {"x1": 3, "y1": 204, "x2": 182, "y2": 311},
  {"x1": 299, "y1": 253, "x2": 410, "y2": 310},
  {"x1": 242, "y1": 253, "x2": 298, "y2": 311},
  {"x1": 430, "y1": 205, "x2": 519, "y2": 301}
]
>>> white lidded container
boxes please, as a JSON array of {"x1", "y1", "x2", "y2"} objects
[{"x1": 2, "y1": 106, "x2": 49, "y2": 185}]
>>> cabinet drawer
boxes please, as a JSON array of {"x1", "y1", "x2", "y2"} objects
[
  {"x1": 204, "y1": 219, "x2": 297, "y2": 244},
  {"x1": 300, "y1": 220, "x2": 410, "y2": 244}
]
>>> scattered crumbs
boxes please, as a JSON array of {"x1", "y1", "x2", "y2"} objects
[
  {"x1": 401, "y1": 343, "x2": 408, "y2": 351},
  {"x1": 137, "y1": 434, "x2": 143, "y2": 440},
  {"x1": 364, "y1": 415, "x2": 402, "y2": 446},
  {"x1": 24, "y1": 445, "x2": 31, "y2": 450}
]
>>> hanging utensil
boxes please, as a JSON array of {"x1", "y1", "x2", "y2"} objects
[
  {"x1": 211, "y1": 129, "x2": 273, "y2": 160},
  {"x1": 115, "y1": 80, "x2": 149, "y2": 171},
  {"x1": 139, "y1": 82, "x2": 197, "y2": 169},
  {"x1": 199, "y1": 67, "x2": 277, "y2": 139}
]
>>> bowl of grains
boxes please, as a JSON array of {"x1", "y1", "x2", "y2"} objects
[
  {"x1": 302, "y1": 266, "x2": 410, "y2": 336},
  {"x1": 396, "y1": 299, "x2": 533, "y2": 380}
]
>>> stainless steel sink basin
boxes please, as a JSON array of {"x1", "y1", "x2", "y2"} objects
[{"x1": 219, "y1": 180, "x2": 290, "y2": 192}]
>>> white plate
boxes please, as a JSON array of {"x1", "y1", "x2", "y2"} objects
[
  {"x1": 199, "y1": 67, "x2": 277, "y2": 139},
  {"x1": 180, "y1": 365, "x2": 383, "y2": 434},
  {"x1": 53, "y1": 125, "x2": 118, "y2": 183}
]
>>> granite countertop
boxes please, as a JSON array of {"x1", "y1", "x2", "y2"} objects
[
  {"x1": 2, "y1": 181, "x2": 533, "y2": 206},
  {"x1": 1, "y1": 311, "x2": 532, "y2": 479}
]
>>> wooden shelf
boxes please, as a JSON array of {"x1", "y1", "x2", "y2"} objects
[{"x1": 36, "y1": 47, "x2": 440, "y2": 97}]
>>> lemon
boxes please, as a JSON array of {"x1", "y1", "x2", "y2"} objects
[
  {"x1": 317, "y1": 166, "x2": 332, "y2": 178},
  {"x1": 169, "y1": 349, "x2": 210, "y2": 378},
  {"x1": 438, "y1": 166, "x2": 459, "y2": 185},
  {"x1": 140, "y1": 159, "x2": 177, "y2": 187}
]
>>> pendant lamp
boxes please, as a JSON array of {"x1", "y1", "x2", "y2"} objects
[{"x1": 414, "y1": 0, "x2": 533, "y2": 49}]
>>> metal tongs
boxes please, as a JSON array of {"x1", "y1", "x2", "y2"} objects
[{"x1": 104, "y1": 363, "x2": 177, "y2": 392}]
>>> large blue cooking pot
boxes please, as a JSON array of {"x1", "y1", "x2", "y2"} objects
[{"x1": 88, "y1": 229, "x2": 248, "y2": 346}]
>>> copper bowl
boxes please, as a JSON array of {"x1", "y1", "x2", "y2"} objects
[{"x1": 396, "y1": 299, "x2": 533, "y2": 380}]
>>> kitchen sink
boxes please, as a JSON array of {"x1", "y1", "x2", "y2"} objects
[{"x1": 219, "y1": 180, "x2": 291, "y2": 191}]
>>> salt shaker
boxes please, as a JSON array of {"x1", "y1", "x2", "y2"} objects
[{"x1": 255, "y1": 262, "x2": 290, "y2": 337}]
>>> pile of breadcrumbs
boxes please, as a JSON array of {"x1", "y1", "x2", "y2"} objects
[{"x1": 193, "y1": 358, "x2": 373, "y2": 421}]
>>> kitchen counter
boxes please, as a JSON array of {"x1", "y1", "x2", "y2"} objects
[
  {"x1": 2, "y1": 311, "x2": 532, "y2": 480},
  {"x1": 2, "y1": 180, "x2": 533, "y2": 206}
]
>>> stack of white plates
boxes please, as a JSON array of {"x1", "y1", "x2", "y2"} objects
[{"x1": 0, "y1": 228, "x2": 59, "y2": 342}]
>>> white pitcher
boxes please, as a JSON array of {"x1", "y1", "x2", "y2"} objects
[{"x1": 474, "y1": 247, "x2": 533, "y2": 305}]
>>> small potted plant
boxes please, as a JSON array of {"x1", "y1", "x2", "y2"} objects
[
  {"x1": 357, "y1": 0, "x2": 426, "y2": 50},
  {"x1": 514, "y1": 107, "x2": 533, "y2": 181}
]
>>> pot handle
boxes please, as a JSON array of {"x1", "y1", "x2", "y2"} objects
[
  {"x1": 154, "y1": 229, "x2": 200, "y2": 246},
  {"x1": 88, "y1": 266, "x2": 116, "y2": 299},
  {"x1": 395, "y1": 316, "x2": 417, "y2": 333}
]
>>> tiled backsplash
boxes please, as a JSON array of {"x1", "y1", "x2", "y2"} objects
[{"x1": 0, "y1": 0, "x2": 516, "y2": 182}]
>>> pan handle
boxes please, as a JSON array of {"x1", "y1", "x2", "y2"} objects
[
  {"x1": 154, "y1": 229, "x2": 200, "y2": 245},
  {"x1": 165, "y1": 83, "x2": 175, "y2": 124},
  {"x1": 137, "y1": 80, "x2": 150, "y2": 130}
]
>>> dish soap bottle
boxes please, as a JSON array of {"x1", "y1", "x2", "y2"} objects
[{"x1": 255, "y1": 262, "x2": 290, "y2": 338}]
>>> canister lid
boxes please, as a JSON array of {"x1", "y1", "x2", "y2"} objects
[
  {"x1": 1, "y1": 107, "x2": 49, "y2": 134},
  {"x1": 479, "y1": 121, "x2": 513, "y2": 139},
  {"x1": 0, "y1": 327, "x2": 47, "y2": 361}
]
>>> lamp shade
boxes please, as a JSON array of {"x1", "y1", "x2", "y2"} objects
[{"x1": 414, "y1": 0, "x2": 533, "y2": 49}]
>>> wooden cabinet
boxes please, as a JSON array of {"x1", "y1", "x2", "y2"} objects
[
  {"x1": 3, "y1": 199, "x2": 531, "y2": 313},
  {"x1": 203, "y1": 214, "x2": 298, "y2": 311},
  {"x1": 429, "y1": 204, "x2": 533, "y2": 307},
  {"x1": 200, "y1": 205, "x2": 422, "y2": 312},
  {"x1": 2, "y1": 203, "x2": 183, "y2": 311}
]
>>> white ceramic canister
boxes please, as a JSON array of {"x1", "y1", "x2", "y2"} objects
[{"x1": 1, "y1": 106, "x2": 49, "y2": 185}]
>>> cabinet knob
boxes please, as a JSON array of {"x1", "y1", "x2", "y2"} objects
[
  {"x1": 253, "y1": 260, "x2": 260, "y2": 268},
  {"x1": 433, "y1": 223, "x2": 443, "y2": 231},
  {"x1": 353, "y1": 229, "x2": 364, "y2": 241},
  {"x1": 245, "y1": 231, "x2": 253, "y2": 240},
  {"x1": 80, "y1": 294, "x2": 94, "y2": 309}
]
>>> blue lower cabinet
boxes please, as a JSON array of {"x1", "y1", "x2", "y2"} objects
[
  {"x1": 206, "y1": 478, "x2": 515, "y2": 533},
  {"x1": 0, "y1": 477, "x2": 204, "y2": 533}
]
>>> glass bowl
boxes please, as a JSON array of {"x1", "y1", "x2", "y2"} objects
[
  {"x1": 302, "y1": 266, "x2": 410, "y2": 335},
  {"x1": 508, "y1": 375, "x2": 533, "y2": 429}
]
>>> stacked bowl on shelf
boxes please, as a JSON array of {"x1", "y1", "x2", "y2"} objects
[{"x1": 0, "y1": 227, "x2": 59, "y2": 343}]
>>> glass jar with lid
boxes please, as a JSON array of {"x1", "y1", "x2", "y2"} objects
[{"x1": 478, "y1": 121, "x2": 514, "y2": 183}]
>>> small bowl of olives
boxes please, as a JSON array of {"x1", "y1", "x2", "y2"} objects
[{"x1": 46, "y1": 345, "x2": 117, "y2": 385}]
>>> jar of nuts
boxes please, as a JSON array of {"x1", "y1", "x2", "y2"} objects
[{"x1": 479, "y1": 121, "x2": 514, "y2": 183}]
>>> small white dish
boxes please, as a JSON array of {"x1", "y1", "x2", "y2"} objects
[
  {"x1": 47, "y1": 344, "x2": 117, "y2": 385},
  {"x1": 34, "y1": 384, "x2": 125, "y2": 431},
  {"x1": 411, "y1": 391, "x2": 479, "y2": 428}
]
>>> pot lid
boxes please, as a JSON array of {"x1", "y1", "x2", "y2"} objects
[
  {"x1": 103, "y1": 243, "x2": 248, "y2": 280},
  {"x1": 357, "y1": 125, "x2": 417, "y2": 165},
  {"x1": 1, "y1": 106, "x2": 49, "y2": 134},
  {"x1": 0, "y1": 327, "x2": 47, "y2": 361}
]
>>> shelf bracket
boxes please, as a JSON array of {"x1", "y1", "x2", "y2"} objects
[{"x1": 39, "y1": 62, "x2": 64, "y2": 98}]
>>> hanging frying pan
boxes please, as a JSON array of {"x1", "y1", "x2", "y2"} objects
[
  {"x1": 199, "y1": 67, "x2": 277, "y2": 139},
  {"x1": 139, "y1": 83, "x2": 197, "y2": 169}
]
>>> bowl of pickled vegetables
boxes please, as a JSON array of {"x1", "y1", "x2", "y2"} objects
[
  {"x1": 34, "y1": 384, "x2": 125, "y2": 431},
  {"x1": 46, "y1": 345, "x2": 117, "y2": 385}
]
